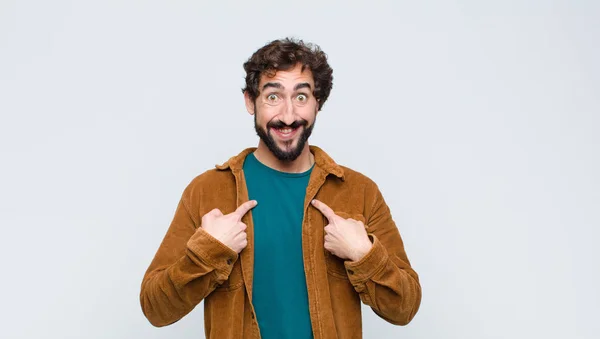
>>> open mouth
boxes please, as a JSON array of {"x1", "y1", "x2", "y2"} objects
[{"x1": 271, "y1": 126, "x2": 300, "y2": 139}]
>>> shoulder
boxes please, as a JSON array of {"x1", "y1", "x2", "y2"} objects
[
  {"x1": 191, "y1": 168, "x2": 234, "y2": 186},
  {"x1": 184, "y1": 148, "x2": 253, "y2": 192},
  {"x1": 339, "y1": 165, "x2": 379, "y2": 191},
  {"x1": 320, "y1": 163, "x2": 387, "y2": 221},
  {"x1": 312, "y1": 145, "x2": 379, "y2": 191},
  {"x1": 183, "y1": 168, "x2": 235, "y2": 196},
  {"x1": 323, "y1": 164, "x2": 384, "y2": 211}
]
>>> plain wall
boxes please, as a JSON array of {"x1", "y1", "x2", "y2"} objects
[{"x1": 1, "y1": 1, "x2": 598, "y2": 338}]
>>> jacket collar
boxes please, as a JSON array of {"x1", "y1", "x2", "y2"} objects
[{"x1": 215, "y1": 145, "x2": 345, "y2": 180}]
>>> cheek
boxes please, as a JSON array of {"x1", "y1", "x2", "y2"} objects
[
  {"x1": 306, "y1": 100, "x2": 319, "y2": 117},
  {"x1": 300, "y1": 106, "x2": 318, "y2": 122},
  {"x1": 256, "y1": 106, "x2": 277, "y2": 122}
]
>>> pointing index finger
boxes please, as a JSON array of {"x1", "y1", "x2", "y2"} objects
[
  {"x1": 311, "y1": 199, "x2": 336, "y2": 222},
  {"x1": 233, "y1": 200, "x2": 257, "y2": 220}
]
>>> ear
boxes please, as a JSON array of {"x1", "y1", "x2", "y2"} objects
[
  {"x1": 315, "y1": 99, "x2": 320, "y2": 116},
  {"x1": 244, "y1": 91, "x2": 255, "y2": 115}
]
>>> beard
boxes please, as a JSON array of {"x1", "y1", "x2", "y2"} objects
[{"x1": 254, "y1": 113, "x2": 315, "y2": 162}]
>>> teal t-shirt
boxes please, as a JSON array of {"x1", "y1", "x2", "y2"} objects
[{"x1": 243, "y1": 152, "x2": 314, "y2": 339}]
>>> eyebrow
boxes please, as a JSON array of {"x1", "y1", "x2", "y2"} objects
[
  {"x1": 294, "y1": 82, "x2": 312, "y2": 91},
  {"x1": 261, "y1": 82, "x2": 313, "y2": 91},
  {"x1": 262, "y1": 82, "x2": 282, "y2": 91}
]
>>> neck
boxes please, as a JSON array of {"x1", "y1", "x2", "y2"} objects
[{"x1": 254, "y1": 141, "x2": 314, "y2": 173}]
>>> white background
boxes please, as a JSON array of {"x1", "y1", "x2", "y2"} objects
[{"x1": 1, "y1": 1, "x2": 598, "y2": 338}]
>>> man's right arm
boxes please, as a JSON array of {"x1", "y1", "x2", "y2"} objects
[{"x1": 139, "y1": 186, "x2": 238, "y2": 327}]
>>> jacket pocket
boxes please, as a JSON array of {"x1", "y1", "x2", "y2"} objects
[{"x1": 324, "y1": 211, "x2": 368, "y2": 279}]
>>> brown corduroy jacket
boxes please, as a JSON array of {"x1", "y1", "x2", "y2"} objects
[{"x1": 140, "y1": 145, "x2": 421, "y2": 338}]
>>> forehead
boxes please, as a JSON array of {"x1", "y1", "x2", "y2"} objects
[{"x1": 258, "y1": 63, "x2": 315, "y2": 90}]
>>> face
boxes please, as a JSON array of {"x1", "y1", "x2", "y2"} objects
[{"x1": 245, "y1": 63, "x2": 319, "y2": 162}]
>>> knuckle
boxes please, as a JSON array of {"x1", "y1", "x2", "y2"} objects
[{"x1": 202, "y1": 211, "x2": 212, "y2": 220}]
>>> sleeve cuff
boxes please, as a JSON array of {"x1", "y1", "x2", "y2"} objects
[
  {"x1": 344, "y1": 234, "x2": 388, "y2": 283},
  {"x1": 186, "y1": 228, "x2": 239, "y2": 280}
]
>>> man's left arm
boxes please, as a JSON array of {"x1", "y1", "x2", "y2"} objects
[{"x1": 344, "y1": 184, "x2": 422, "y2": 325}]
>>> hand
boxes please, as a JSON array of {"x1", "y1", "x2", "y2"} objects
[
  {"x1": 200, "y1": 200, "x2": 257, "y2": 254},
  {"x1": 311, "y1": 199, "x2": 372, "y2": 262}
]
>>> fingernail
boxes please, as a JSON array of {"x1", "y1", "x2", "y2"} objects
[{"x1": 311, "y1": 199, "x2": 316, "y2": 204}]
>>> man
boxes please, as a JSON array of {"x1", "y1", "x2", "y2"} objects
[{"x1": 140, "y1": 37, "x2": 421, "y2": 339}]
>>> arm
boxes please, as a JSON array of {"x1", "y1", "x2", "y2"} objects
[
  {"x1": 139, "y1": 186, "x2": 238, "y2": 327},
  {"x1": 344, "y1": 185, "x2": 422, "y2": 325}
]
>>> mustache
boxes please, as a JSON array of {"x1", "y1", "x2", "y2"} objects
[{"x1": 267, "y1": 119, "x2": 308, "y2": 130}]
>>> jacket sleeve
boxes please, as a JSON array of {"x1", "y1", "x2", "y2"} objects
[
  {"x1": 344, "y1": 184, "x2": 422, "y2": 325},
  {"x1": 139, "y1": 185, "x2": 239, "y2": 327}
]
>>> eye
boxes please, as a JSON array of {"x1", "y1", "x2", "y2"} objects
[
  {"x1": 296, "y1": 94, "x2": 307, "y2": 102},
  {"x1": 267, "y1": 94, "x2": 278, "y2": 101}
]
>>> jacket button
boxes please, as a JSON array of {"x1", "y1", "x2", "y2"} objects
[{"x1": 227, "y1": 259, "x2": 232, "y2": 265}]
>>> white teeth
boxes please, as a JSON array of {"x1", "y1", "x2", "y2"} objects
[{"x1": 279, "y1": 128, "x2": 292, "y2": 134}]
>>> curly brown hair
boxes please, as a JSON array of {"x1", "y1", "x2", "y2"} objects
[{"x1": 242, "y1": 37, "x2": 333, "y2": 111}]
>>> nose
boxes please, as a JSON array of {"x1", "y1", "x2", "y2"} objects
[{"x1": 279, "y1": 98, "x2": 296, "y2": 125}]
